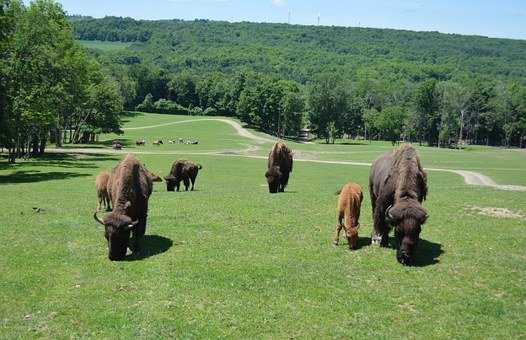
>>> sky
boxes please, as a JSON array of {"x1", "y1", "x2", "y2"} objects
[{"x1": 34, "y1": 0, "x2": 526, "y2": 40}]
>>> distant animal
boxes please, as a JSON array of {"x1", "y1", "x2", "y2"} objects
[
  {"x1": 93, "y1": 154, "x2": 153, "y2": 261},
  {"x1": 112, "y1": 141, "x2": 123, "y2": 150},
  {"x1": 333, "y1": 182, "x2": 363, "y2": 250},
  {"x1": 178, "y1": 138, "x2": 184, "y2": 144},
  {"x1": 164, "y1": 160, "x2": 202, "y2": 192},
  {"x1": 265, "y1": 142, "x2": 293, "y2": 193},
  {"x1": 369, "y1": 144, "x2": 428, "y2": 265},
  {"x1": 136, "y1": 139, "x2": 146, "y2": 146},
  {"x1": 153, "y1": 139, "x2": 163, "y2": 145},
  {"x1": 95, "y1": 170, "x2": 111, "y2": 212},
  {"x1": 168, "y1": 140, "x2": 176, "y2": 144}
]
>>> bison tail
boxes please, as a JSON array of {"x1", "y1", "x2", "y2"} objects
[{"x1": 197, "y1": 164, "x2": 203, "y2": 170}]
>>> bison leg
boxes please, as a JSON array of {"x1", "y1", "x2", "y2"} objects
[
  {"x1": 280, "y1": 172, "x2": 290, "y2": 192},
  {"x1": 131, "y1": 215, "x2": 147, "y2": 253},
  {"x1": 333, "y1": 212, "x2": 344, "y2": 246},
  {"x1": 176, "y1": 181, "x2": 181, "y2": 192},
  {"x1": 190, "y1": 175, "x2": 196, "y2": 191},
  {"x1": 183, "y1": 177, "x2": 190, "y2": 191},
  {"x1": 372, "y1": 204, "x2": 389, "y2": 247}
]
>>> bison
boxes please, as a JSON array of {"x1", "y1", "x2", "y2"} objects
[
  {"x1": 95, "y1": 170, "x2": 111, "y2": 212},
  {"x1": 153, "y1": 139, "x2": 163, "y2": 146},
  {"x1": 333, "y1": 182, "x2": 363, "y2": 250},
  {"x1": 93, "y1": 154, "x2": 153, "y2": 261},
  {"x1": 265, "y1": 142, "x2": 293, "y2": 193},
  {"x1": 369, "y1": 144, "x2": 428, "y2": 265},
  {"x1": 136, "y1": 139, "x2": 146, "y2": 146},
  {"x1": 164, "y1": 160, "x2": 202, "y2": 192}
]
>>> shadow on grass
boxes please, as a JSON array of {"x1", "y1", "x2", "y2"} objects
[
  {"x1": 0, "y1": 153, "x2": 120, "y2": 171},
  {"x1": 413, "y1": 238, "x2": 443, "y2": 267},
  {"x1": 334, "y1": 236, "x2": 370, "y2": 250},
  {"x1": 126, "y1": 235, "x2": 173, "y2": 261},
  {"x1": 0, "y1": 170, "x2": 90, "y2": 184}
]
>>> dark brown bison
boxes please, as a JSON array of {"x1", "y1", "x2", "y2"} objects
[
  {"x1": 93, "y1": 154, "x2": 153, "y2": 261},
  {"x1": 369, "y1": 144, "x2": 428, "y2": 265},
  {"x1": 265, "y1": 142, "x2": 293, "y2": 193},
  {"x1": 333, "y1": 182, "x2": 363, "y2": 250},
  {"x1": 136, "y1": 139, "x2": 146, "y2": 146},
  {"x1": 95, "y1": 170, "x2": 111, "y2": 212},
  {"x1": 164, "y1": 160, "x2": 202, "y2": 192}
]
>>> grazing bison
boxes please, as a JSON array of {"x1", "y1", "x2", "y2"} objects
[
  {"x1": 164, "y1": 160, "x2": 202, "y2": 192},
  {"x1": 369, "y1": 144, "x2": 428, "y2": 265},
  {"x1": 93, "y1": 154, "x2": 153, "y2": 261},
  {"x1": 95, "y1": 170, "x2": 111, "y2": 212},
  {"x1": 112, "y1": 142, "x2": 123, "y2": 150},
  {"x1": 333, "y1": 182, "x2": 363, "y2": 250},
  {"x1": 153, "y1": 139, "x2": 163, "y2": 145},
  {"x1": 265, "y1": 142, "x2": 293, "y2": 193},
  {"x1": 136, "y1": 139, "x2": 146, "y2": 146}
]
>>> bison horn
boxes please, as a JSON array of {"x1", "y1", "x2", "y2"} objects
[
  {"x1": 93, "y1": 212, "x2": 105, "y2": 226},
  {"x1": 385, "y1": 205, "x2": 394, "y2": 223},
  {"x1": 127, "y1": 220, "x2": 139, "y2": 231}
]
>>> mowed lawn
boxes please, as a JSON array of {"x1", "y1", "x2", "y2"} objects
[{"x1": 1, "y1": 114, "x2": 526, "y2": 338}]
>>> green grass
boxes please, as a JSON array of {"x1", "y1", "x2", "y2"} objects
[
  {"x1": 78, "y1": 40, "x2": 133, "y2": 51},
  {"x1": 1, "y1": 113, "x2": 526, "y2": 338}
]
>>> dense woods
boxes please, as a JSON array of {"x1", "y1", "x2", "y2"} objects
[
  {"x1": 0, "y1": 1, "x2": 122, "y2": 162},
  {"x1": 2, "y1": 6, "x2": 526, "y2": 163},
  {"x1": 72, "y1": 16, "x2": 526, "y2": 147}
]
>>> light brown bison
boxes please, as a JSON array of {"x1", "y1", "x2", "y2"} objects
[
  {"x1": 164, "y1": 160, "x2": 202, "y2": 191},
  {"x1": 93, "y1": 154, "x2": 153, "y2": 261},
  {"x1": 369, "y1": 144, "x2": 428, "y2": 265},
  {"x1": 265, "y1": 142, "x2": 293, "y2": 193},
  {"x1": 95, "y1": 170, "x2": 111, "y2": 212},
  {"x1": 333, "y1": 182, "x2": 363, "y2": 250}
]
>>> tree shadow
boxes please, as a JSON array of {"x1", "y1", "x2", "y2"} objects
[
  {"x1": 0, "y1": 153, "x2": 120, "y2": 170},
  {"x1": 413, "y1": 238, "x2": 444, "y2": 267},
  {"x1": 125, "y1": 235, "x2": 173, "y2": 261},
  {"x1": 0, "y1": 170, "x2": 90, "y2": 184}
]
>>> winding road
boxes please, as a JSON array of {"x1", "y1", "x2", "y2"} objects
[{"x1": 51, "y1": 117, "x2": 526, "y2": 192}]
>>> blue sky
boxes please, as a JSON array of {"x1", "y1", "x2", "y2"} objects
[{"x1": 42, "y1": 0, "x2": 526, "y2": 39}]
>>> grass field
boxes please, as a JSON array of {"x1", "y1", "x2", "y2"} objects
[{"x1": 1, "y1": 113, "x2": 525, "y2": 338}]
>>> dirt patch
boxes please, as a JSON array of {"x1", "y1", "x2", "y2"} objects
[{"x1": 466, "y1": 205, "x2": 525, "y2": 219}]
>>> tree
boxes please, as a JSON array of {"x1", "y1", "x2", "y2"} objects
[{"x1": 308, "y1": 74, "x2": 349, "y2": 143}]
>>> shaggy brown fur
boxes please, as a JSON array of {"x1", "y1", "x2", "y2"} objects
[
  {"x1": 265, "y1": 142, "x2": 293, "y2": 193},
  {"x1": 164, "y1": 160, "x2": 202, "y2": 191},
  {"x1": 333, "y1": 182, "x2": 363, "y2": 250},
  {"x1": 95, "y1": 170, "x2": 111, "y2": 212},
  {"x1": 369, "y1": 144, "x2": 428, "y2": 265},
  {"x1": 93, "y1": 154, "x2": 153, "y2": 261}
]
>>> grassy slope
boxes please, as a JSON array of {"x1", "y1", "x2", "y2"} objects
[{"x1": 1, "y1": 113, "x2": 525, "y2": 338}]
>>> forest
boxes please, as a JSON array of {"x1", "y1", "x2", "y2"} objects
[
  {"x1": 72, "y1": 16, "x2": 526, "y2": 147},
  {"x1": 2, "y1": 3, "x2": 526, "y2": 164}
]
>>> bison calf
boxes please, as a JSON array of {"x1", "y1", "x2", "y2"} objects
[
  {"x1": 95, "y1": 170, "x2": 111, "y2": 212},
  {"x1": 333, "y1": 182, "x2": 363, "y2": 250},
  {"x1": 164, "y1": 160, "x2": 202, "y2": 192}
]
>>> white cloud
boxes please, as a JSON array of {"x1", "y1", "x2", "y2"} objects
[{"x1": 272, "y1": 0, "x2": 287, "y2": 7}]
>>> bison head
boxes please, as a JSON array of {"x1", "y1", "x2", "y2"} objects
[
  {"x1": 94, "y1": 210, "x2": 138, "y2": 261},
  {"x1": 164, "y1": 175, "x2": 177, "y2": 191},
  {"x1": 386, "y1": 199, "x2": 428, "y2": 266},
  {"x1": 265, "y1": 166, "x2": 281, "y2": 193}
]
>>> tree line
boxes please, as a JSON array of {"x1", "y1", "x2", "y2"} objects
[
  {"x1": 74, "y1": 16, "x2": 526, "y2": 147},
  {"x1": 0, "y1": 0, "x2": 123, "y2": 162}
]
